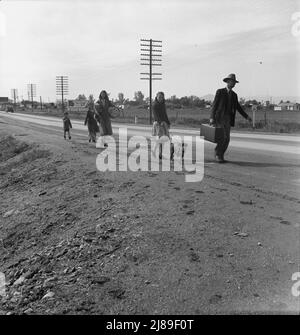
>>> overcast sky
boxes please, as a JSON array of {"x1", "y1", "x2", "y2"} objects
[{"x1": 0, "y1": 0, "x2": 299, "y2": 102}]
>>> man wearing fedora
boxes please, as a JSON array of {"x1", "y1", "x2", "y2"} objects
[{"x1": 210, "y1": 73, "x2": 252, "y2": 163}]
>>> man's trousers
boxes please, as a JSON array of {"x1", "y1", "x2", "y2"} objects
[{"x1": 215, "y1": 115, "x2": 231, "y2": 158}]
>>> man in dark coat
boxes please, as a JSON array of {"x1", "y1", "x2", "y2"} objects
[{"x1": 210, "y1": 73, "x2": 252, "y2": 163}]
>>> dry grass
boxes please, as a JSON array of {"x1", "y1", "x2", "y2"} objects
[
  {"x1": 0, "y1": 135, "x2": 51, "y2": 174},
  {"x1": 0, "y1": 136, "x2": 30, "y2": 162}
]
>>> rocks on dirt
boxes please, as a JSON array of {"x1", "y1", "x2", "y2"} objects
[
  {"x1": 233, "y1": 232, "x2": 249, "y2": 238},
  {"x1": 108, "y1": 288, "x2": 125, "y2": 299},
  {"x1": 189, "y1": 251, "x2": 200, "y2": 262},
  {"x1": 240, "y1": 200, "x2": 255, "y2": 205},
  {"x1": 10, "y1": 291, "x2": 22, "y2": 303},
  {"x1": 3, "y1": 209, "x2": 19, "y2": 218},
  {"x1": 24, "y1": 308, "x2": 33, "y2": 314},
  {"x1": 91, "y1": 276, "x2": 110, "y2": 285},
  {"x1": 43, "y1": 276, "x2": 57, "y2": 286},
  {"x1": 42, "y1": 291, "x2": 55, "y2": 299},
  {"x1": 13, "y1": 276, "x2": 26, "y2": 286},
  {"x1": 186, "y1": 210, "x2": 195, "y2": 215},
  {"x1": 209, "y1": 294, "x2": 222, "y2": 304}
]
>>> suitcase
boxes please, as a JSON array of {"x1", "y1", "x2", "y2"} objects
[{"x1": 200, "y1": 124, "x2": 224, "y2": 143}]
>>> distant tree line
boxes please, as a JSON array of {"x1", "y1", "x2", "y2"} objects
[
  {"x1": 113, "y1": 91, "x2": 211, "y2": 109},
  {"x1": 73, "y1": 92, "x2": 276, "y2": 110},
  {"x1": 74, "y1": 92, "x2": 211, "y2": 108}
]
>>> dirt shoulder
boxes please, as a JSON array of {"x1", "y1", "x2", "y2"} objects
[{"x1": 0, "y1": 117, "x2": 299, "y2": 315}]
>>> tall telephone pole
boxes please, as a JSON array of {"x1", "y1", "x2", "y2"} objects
[
  {"x1": 56, "y1": 76, "x2": 69, "y2": 112},
  {"x1": 11, "y1": 89, "x2": 18, "y2": 107},
  {"x1": 27, "y1": 84, "x2": 36, "y2": 108},
  {"x1": 140, "y1": 38, "x2": 162, "y2": 124}
]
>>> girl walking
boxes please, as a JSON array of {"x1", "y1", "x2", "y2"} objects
[
  {"x1": 152, "y1": 91, "x2": 171, "y2": 159},
  {"x1": 84, "y1": 100, "x2": 99, "y2": 143}
]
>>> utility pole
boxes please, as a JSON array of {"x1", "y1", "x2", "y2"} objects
[
  {"x1": 259, "y1": 61, "x2": 268, "y2": 127},
  {"x1": 140, "y1": 38, "x2": 162, "y2": 124},
  {"x1": 251, "y1": 104, "x2": 257, "y2": 129},
  {"x1": 27, "y1": 84, "x2": 36, "y2": 109},
  {"x1": 56, "y1": 76, "x2": 69, "y2": 113},
  {"x1": 10, "y1": 89, "x2": 18, "y2": 108},
  {"x1": 40, "y1": 96, "x2": 43, "y2": 110}
]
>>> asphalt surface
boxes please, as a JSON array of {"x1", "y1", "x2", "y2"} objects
[{"x1": 1, "y1": 111, "x2": 299, "y2": 199}]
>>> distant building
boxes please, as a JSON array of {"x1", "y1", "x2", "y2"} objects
[
  {"x1": 0, "y1": 97, "x2": 10, "y2": 110},
  {"x1": 67, "y1": 99, "x2": 87, "y2": 112},
  {"x1": 262, "y1": 100, "x2": 270, "y2": 107},
  {"x1": 21, "y1": 100, "x2": 38, "y2": 108},
  {"x1": 274, "y1": 102, "x2": 300, "y2": 111}
]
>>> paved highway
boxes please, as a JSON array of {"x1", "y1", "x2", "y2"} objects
[{"x1": 1, "y1": 112, "x2": 299, "y2": 155}]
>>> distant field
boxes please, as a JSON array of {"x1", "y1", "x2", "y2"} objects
[
  {"x1": 119, "y1": 106, "x2": 300, "y2": 124},
  {"x1": 123, "y1": 107, "x2": 300, "y2": 133},
  {"x1": 8, "y1": 106, "x2": 300, "y2": 133}
]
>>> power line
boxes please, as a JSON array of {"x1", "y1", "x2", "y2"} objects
[
  {"x1": 56, "y1": 76, "x2": 69, "y2": 113},
  {"x1": 140, "y1": 38, "x2": 162, "y2": 124},
  {"x1": 27, "y1": 84, "x2": 36, "y2": 109},
  {"x1": 10, "y1": 89, "x2": 18, "y2": 106}
]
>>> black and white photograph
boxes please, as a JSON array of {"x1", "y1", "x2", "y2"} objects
[{"x1": 0, "y1": 0, "x2": 299, "y2": 319}]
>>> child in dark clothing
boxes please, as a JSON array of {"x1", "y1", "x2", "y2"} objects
[{"x1": 63, "y1": 112, "x2": 72, "y2": 140}]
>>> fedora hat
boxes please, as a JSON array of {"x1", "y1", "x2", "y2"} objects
[{"x1": 223, "y1": 73, "x2": 239, "y2": 83}]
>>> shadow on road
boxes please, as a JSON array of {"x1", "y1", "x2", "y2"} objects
[{"x1": 226, "y1": 160, "x2": 300, "y2": 168}]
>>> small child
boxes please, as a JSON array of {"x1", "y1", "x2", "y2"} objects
[{"x1": 63, "y1": 112, "x2": 72, "y2": 140}]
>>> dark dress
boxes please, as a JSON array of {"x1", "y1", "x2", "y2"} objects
[
  {"x1": 63, "y1": 117, "x2": 72, "y2": 131},
  {"x1": 95, "y1": 99, "x2": 113, "y2": 136},
  {"x1": 152, "y1": 99, "x2": 170, "y2": 137},
  {"x1": 84, "y1": 109, "x2": 99, "y2": 141}
]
